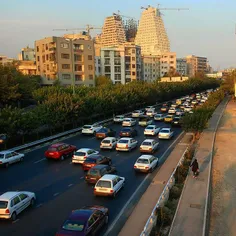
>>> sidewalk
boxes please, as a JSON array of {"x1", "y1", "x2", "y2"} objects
[
  {"x1": 169, "y1": 97, "x2": 229, "y2": 236},
  {"x1": 209, "y1": 100, "x2": 236, "y2": 236}
]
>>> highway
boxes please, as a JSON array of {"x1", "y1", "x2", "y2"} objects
[{"x1": 0, "y1": 111, "x2": 182, "y2": 236}]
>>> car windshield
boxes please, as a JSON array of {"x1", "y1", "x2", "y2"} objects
[
  {"x1": 102, "y1": 140, "x2": 111, "y2": 144},
  {"x1": 88, "y1": 169, "x2": 99, "y2": 176},
  {"x1": 0, "y1": 154, "x2": 4, "y2": 159},
  {"x1": 84, "y1": 158, "x2": 96, "y2": 163},
  {"x1": 137, "y1": 159, "x2": 149, "y2": 164},
  {"x1": 75, "y1": 152, "x2": 86, "y2": 156},
  {"x1": 161, "y1": 129, "x2": 170, "y2": 133},
  {"x1": 121, "y1": 128, "x2": 130, "y2": 132},
  {"x1": 83, "y1": 125, "x2": 91, "y2": 129},
  {"x1": 62, "y1": 220, "x2": 85, "y2": 232},
  {"x1": 0, "y1": 201, "x2": 8, "y2": 209},
  {"x1": 142, "y1": 142, "x2": 152, "y2": 146},
  {"x1": 119, "y1": 140, "x2": 128, "y2": 144},
  {"x1": 48, "y1": 147, "x2": 58, "y2": 151},
  {"x1": 96, "y1": 180, "x2": 111, "y2": 188}
]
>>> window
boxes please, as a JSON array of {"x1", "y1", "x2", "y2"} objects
[
  {"x1": 87, "y1": 45, "x2": 92, "y2": 50},
  {"x1": 62, "y1": 74, "x2": 71, "y2": 80},
  {"x1": 75, "y1": 75, "x2": 83, "y2": 81},
  {"x1": 13, "y1": 196, "x2": 20, "y2": 206},
  {"x1": 105, "y1": 58, "x2": 110, "y2": 65},
  {"x1": 74, "y1": 44, "x2": 83, "y2": 50},
  {"x1": 45, "y1": 44, "x2": 48, "y2": 50},
  {"x1": 42, "y1": 55, "x2": 45, "y2": 63},
  {"x1": 89, "y1": 75, "x2": 93, "y2": 80},
  {"x1": 88, "y1": 55, "x2": 93, "y2": 60},
  {"x1": 36, "y1": 46, "x2": 39, "y2": 52},
  {"x1": 62, "y1": 64, "x2": 70, "y2": 69},
  {"x1": 115, "y1": 66, "x2": 121, "y2": 73},
  {"x1": 115, "y1": 74, "x2": 121, "y2": 80},
  {"x1": 132, "y1": 72, "x2": 136, "y2": 76},
  {"x1": 88, "y1": 65, "x2": 93, "y2": 70},
  {"x1": 132, "y1": 64, "x2": 135, "y2": 69},
  {"x1": 38, "y1": 66, "x2": 40, "y2": 71},
  {"x1": 105, "y1": 66, "x2": 110, "y2": 73},
  {"x1": 132, "y1": 49, "x2": 135, "y2": 54},
  {"x1": 19, "y1": 194, "x2": 28, "y2": 201},
  {"x1": 37, "y1": 56, "x2": 40, "y2": 62},
  {"x1": 114, "y1": 52, "x2": 120, "y2": 57},
  {"x1": 61, "y1": 53, "x2": 70, "y2": 59},
  {"x1": 47, "y1": 65, "x2": 49, "y2": 70},
  {"x1": 60, "y1": 43, "x2": 69, "y2": 49},
  {"x1": 104, "y1": 51, "x2": 110, "y2": 57},
  {"x1": 114, "y1": 59, "x2": 120, "y2": 65},
  {"x1": 75, "y1": 65, "x2": 82, "y2": 71},
  {"x1": 132, "y1": 57, "x2": 135, "y2": 61},
  {"x1": 74, "y1": 54, "x2": 82, "y2": 62}
]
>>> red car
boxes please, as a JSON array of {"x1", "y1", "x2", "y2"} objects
[
  {"x1": 82, "y1": 154, "x2": 112, "y2": 171},
  {"x1": 44, "y1": 143, "x2": 76, "y2": 161}
]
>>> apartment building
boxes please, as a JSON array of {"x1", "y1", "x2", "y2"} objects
[
  {"x1": 176, "y1": 58, "x2": 188, "y2": 76},
  {"x1": 160, "y1": 52, "x2": 176, "y2": 77},
  {"x1": 142, "y1": 55, "x2": 161, "y2": 82},
  {"x1": 35, "y1": 34, "x2": 95, "y2": 86},
  {"x1": 0, "y1": 55, "x2": 14, "y2": 65},
  {"x1": 160, "y1": 76, "x2": 189, "y2": 82},
  {"x1": 100, "y1": 43, "x2": 141, "y2": 84},
  {"x1": 186, "y1": 55, "x2": 208, "y2": 77},
  {"x1": 18, "y1": 46, "x2": 35, "y2": 61},
  {"x1": 17, "y1": 61, "x2": 37, "y2": 75}
]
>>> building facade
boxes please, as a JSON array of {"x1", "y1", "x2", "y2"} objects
[
  {"x1": 17, "y1": 61, "x2": 37, "y2": 75},
  {"x1": 160, "y1": 76, "x2": 189, "y2": 82},
  {"x1": 135, "y1": 6, "x2": 170, "y2": 56},
  {"x1": 0, "y1": 55, "x2": 14, "y2": 65},
  {"x1": 186, "y1": 55, "x2": 208, "y2": 77},
  {"x1": 35, "y1": 34, "x2": 95, "y2": 86},
  {"x1": 142, "y1": 55, "x2": 161, "y2": 82},
  {"x1": 176, "y1": 58, "x2": 188, "y2": 76},
  {"x1": 100, "y1": 43, "x2": 141, "y2": 84},
  {"x1": 18, "y1": 46, "x2": 35, "y2": 61},
  {"x1": 160, "y1": 52, "x2": 176, "y2": 77}
]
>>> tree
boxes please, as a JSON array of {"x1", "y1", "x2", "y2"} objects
[{"x1": 95, "y1": 76, "x2": 113, "y2": 87}]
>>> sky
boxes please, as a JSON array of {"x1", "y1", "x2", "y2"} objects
[{"x1": 1, "y1": 0, "x2": 236, "y2": 70}]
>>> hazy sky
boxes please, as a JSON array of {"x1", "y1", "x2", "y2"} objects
[{"x1": 1, "y1": 0, "x2": 236, "y2": 70}]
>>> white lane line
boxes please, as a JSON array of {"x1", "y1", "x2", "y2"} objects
[
  {"x1": 80, "y1": 176, "x2": 84, "y2": 179},
  {"x1": 89, "y1": 137, "x2": 96, "y2": 140},
  {"x1": 116, "y1": 153, "x2": 119, "y2": 156},
  {"x1": 34, "y1": 158, "x2": 46, "y2": 164},
  {"x1": 12, "y1": 219, "x2": 20, "y2": 224},
  {"x1": 36, "y1": 203, "x2": 43, "y2": 208},
  {"x1": 104, "y1": 131, "x2": 184, "y2": 236},
  {"x1": 69, "y1": 161, "x2": 73, "y2": 164},
  {"x1": 53, "y1": 192, "x2": 59, "y2": 197},
  {"x1": 68, "y1": 184, "x2": 74, "y2": 187}
]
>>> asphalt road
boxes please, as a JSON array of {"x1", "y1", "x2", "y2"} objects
[{"x1": 0, "y1": 112, "x2": 182, "y2": 236}]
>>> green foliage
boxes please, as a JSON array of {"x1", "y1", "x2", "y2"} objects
[
  {"x1": 95, "y1": 75, "x2": 113, "y2": 87},
  {"x1": 155, "y1": 207, "x2": 173, "y2": 226},
  {"x1": 169, "y1": 186, "x2": 182, "y2": 200}
]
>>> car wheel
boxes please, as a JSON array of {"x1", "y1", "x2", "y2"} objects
[
  {"x1": 5, "y1": 162, "x2": 9, "y2": 168},
  {"x1": 60, "y1": 155, "x2": 65, "y2": 161},
  {"x1": 11, "y1": 212, "x2": 17, "y2": 221},
  {"x1": 105, "y1": 215, "x2": 109, "y2": 224},
  {"x1": 30, "y1": 198, "x2": 35, "y2": 206}
]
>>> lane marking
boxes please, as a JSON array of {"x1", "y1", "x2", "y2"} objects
[
  {"x1": 80, "y1": 176, "x2": 84, "y2": 179},
  {"x1": 68, "y1": 184, "x2": 74, "y2": 187},
  {"x1": 53, "y1": 192, "x2": 59, "y2": 197},
  {"x1": 104, "y1": 131, "x2": 184, "y2": 236},
  {"x1": 69, "y1": 161, "x2": 73, "y2": 165},
  {"x1": 12, "y1": 219, "x2": 20, "y2": 224},
  {"x1": 36, "y1": 203, "x2": 43, "y2": 208},
  {"x1": 89, "y1": 137, "x2": 96, "y2": 140},
  {"x1": 34, "y1": 158, "x2": 46, "y2": 164}
]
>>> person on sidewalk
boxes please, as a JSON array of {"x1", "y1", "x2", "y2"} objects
[{"x1": 190, "y1": 159, "x2": 199, "y2": 178}]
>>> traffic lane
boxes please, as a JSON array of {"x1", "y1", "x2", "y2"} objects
[{"x1": 0, "y1": 127, "x2": 182, "y2": 236}]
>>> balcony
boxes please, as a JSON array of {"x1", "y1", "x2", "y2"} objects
[
  {"x1": 74, "y1": 49, "x2": 84, "y2": 53},
  {"x1": 49, "y1": 47, "x2": 56, "y2": 51}
]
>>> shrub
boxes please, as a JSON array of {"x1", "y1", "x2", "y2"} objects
[{"x1": 169, "y1": 186, "x2": 182, "y2": 200}]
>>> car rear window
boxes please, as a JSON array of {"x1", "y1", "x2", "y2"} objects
[
  {"x1": 161, "y1": 129, "x2": 169, "y2": 133},
  {"x1": 84, "y1": 158, "x2": 96, "y2": 163},
  {"x1": 62, "y1": 220, "x2": 85, "y2": 232},
  {"x1": 98, "y1": 128, "x2": 107, "y2": 132},
  {"x1": 123, "y1": 119, "x2": 130, "y2": 122},
  {"x1": 48, "y1": 147, "x2": 58, "y2": 151},
  {"x1": 96, "y1": 180, "x2": 111, "y2": 188},
  {"x1": 121, "y1": 128, "x2": 130, "y2": 132},
  {"x1": 88, "y1": 169, "x2": 99, "y2": 176},
  {"x1": 75, "y1": 152, "x2": 86, "y2": 156},
  {"x1": 0, "y1": 201, "x2": 8, "y2": 209},
  {"x1": 142, "y1": 142, "x2": 152, "y2": 146},
  {"x1": 83, "y1": 125, "x2": 91, "y2": 129},
  {"x1": 119, "y1": 140, "x2": 128, "y2": 144},
  {"x1": 137, "y1": 159, "x2": 149, "y2": 164},
  {"x1": 0, "y1": 154, "x2": 4, "y2": 159},
  {"x1": 139, "y1": 117, "x2": 148, "y2": 121},
  {"x1": 146, "y1": 126, "x2": 154, "y2": 130},
  {"x1": 102, "y1": 140, "x2": 110, "y2": 144}
]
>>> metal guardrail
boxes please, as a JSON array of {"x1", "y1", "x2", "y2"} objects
[{"x1": 140, "y1": 148, "x2": 189, "y2": 236}]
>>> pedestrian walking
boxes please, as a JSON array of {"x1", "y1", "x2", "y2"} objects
[{"x1": 190, "y1": 159, "x2": 199, "y2": 178}]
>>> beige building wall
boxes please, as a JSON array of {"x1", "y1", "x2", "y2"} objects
[
  {"x1": 35, "y1": 35, "x2": 95, "y2": 87},
  {"x1": 160, "y1": 76, "x2": 189, "y2": 82},
  {"x1": 142, "y1": 55, "x2": 161, "y2": 82},
  {"x1": 135, "y1": 6, "x2": 170, "y2": 56},
  {"x1": 160, "y1": 52, "x2": 176, "y2": 77},
  {"x1": 0, "y1": 55, "x2": 14, "y2": 65},
  {"x1": 186, "y1": 55, "x2": 208, "y2": 77},
  {"x1": 17, "y1": 61, "x2": 37, "y2": 75}
]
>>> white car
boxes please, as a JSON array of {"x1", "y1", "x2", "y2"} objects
[
  {"x1": 72, "y1": 148, "x2": 99, "y2": 164},
  {"x1": 82, "y1": 124, "x2": 103, "y2": 135},
  {"x1": 184, "y1": 106, "x2": 192, "y2": 112},
  {"x1": 175, "y1": 109, "x2": 184, "y2": 116},
  {"x1": 132, "y1": 110, "x2": 144, "y2": 118},
  {"x1": 134, "y1": 155, "x2": 159, "y2": 173},
  {"x1": 140, "y1": 139, "x2": 159, "y2": 153},
  {"x1": 113, "y1": 115, "x2": 125, "y2": 123},
  {"x1": 171, "y1": 104, "x2": 178, "y2": 108},
  {"x1": 0, "y1": 151, "x2": 24, "y2": 168},
  {"x1": 154, "y1": 113, "x2": 165, "y2": 121},
  {"x1": 94, "y1": 174, "x2": 125, "y2": 197},
  {"x1": 158, "y1": 128, "x2": 174, "y2": 140},
  {"x1": 145, "y1": 106, "x2": 155, "y2": 111},
  {"x1": 116, "y1": 137, "x2": 138, "y2": 151},
  {"x1": 0, "y1": 191, "x2": 36, "y2": 221},
  {"x1": 168, "y1": 108, "x2": 176, "y2": 114},
  {"x1": 191, "y1": 100, "x2": 198, "y2": 105},
  {"x1": 146, "y1": 109, "x2": 157, "y2": 117},
  {"x1": 144, "y1": 125, "x2": 161, "y2": 136},
  {"x1": 122, "y1": 118, "x2": 136, "y2": 127},
  {"x1": 100, "y1": 137, "x2": 118, "y2": 150}
]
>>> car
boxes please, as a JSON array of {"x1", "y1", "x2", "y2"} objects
[
  {"x1": 146, "y1": 109, "x2": 157, "y2": 117},
  {"x1": 138, "y1": 115, "x2": 153, "y2": 126},
  {"x1": 132, "y1": 110, "x2": 144, "y2": 118},
  {"x1": 72, "y1": 148, "x2": 99, "y2": 164},
  {"x1": 94, "y1": 174, "x2": 125, "y2": 197},
  {"x1": 113, "y1": 115, "x2": 125, "y2": 123},
  {"x1": 160, "y1": 106, "x2": 168, "y2": 112},
  {"x1": 95, "y1": 127, "x2": 116, "y2": 139},
  {"x1": 85, "y1": 165, "x2": 117, "y2": 184},
  {"x1": 56, "y1": 206, "x2": 109, "y2": 236},
  {"x1": 82, "y1": 154, "x2": 112, "y2": 171},
  {"x1": 145, "y1": 106, "x2": 155, "y2": 111},
  {"x1": 82, "y1": 124, "x2": 103, "y2": 135},
  {"x1": 158, "y1": 128, "x2": 174, "y2": 139},
  {"x1": 184, "y1": 106, "x2": 192, "y2": 112},
  {"x1": 175, "y1": 109, "x2": 184, "y2": 116},
  {"x1": 122, "y1": 118, "x2": 136, "y2": 127},
  {"x1": 0, "y1": 151, "x2": 24, "y2": 168},
  {"x1": 171, "y1": 104, "x2": 178, "y2": 108},
  {"x1": 0, "y1": 134, "x2": 7, "y2": 144},
  {"x1": 100, "y1": 137, "x2": 118, "y2": 150},
  {"x1": 134, "y1": 155, "x2": 159, "y2": 173},
  {"x1": 0, "y1": 191, "x2": 36, "y2": 221},
  {"x1": 144, "y1": 125, "x2": 161, "y2": 136},
  {"x1": 191, "y1": 100, "x2": 198, "y2": 105},
  {"x1": 168, "y1": 108, "x2": 176, "y2": 114},
  {"x1": 45, "y1": 143, "x2": 77, "y2": 161},
  {"x1": 119, "y1": 127, "x2": 138, "y2": 137},
  {"x1": 171, "y1": 116, "x2": 182, "y2": 126},
  {"x1": 164, "y1": 115, "x2": 174, "y2": 123},
  {"x1": 116, "y1": 137, "x2": 138, "y2": 151},
  {"x1": 154, "y1": 113, "x2": 165, "y2": 121},
  {"x1": 140, "y1": 139, "x2": 159, "y2": 153}
]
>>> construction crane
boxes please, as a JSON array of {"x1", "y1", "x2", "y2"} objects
[{"x1": 53, "y1": 24, "x2": 102, "y2": 36}]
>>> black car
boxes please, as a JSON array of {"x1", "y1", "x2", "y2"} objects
[
  {"x1": 82, "y1": 154, "x2": 112, "y2": 171},
  {"x1": 95, "y1": 127, "x2": 116, "y2": 139},
  {"x1": 85, "y1": 164, "x2": 117, "y2": 184},
  {"x1": 119, "y1": 127, "x2": 138, "y2": 137},
  {"x1": 171, "y1": 117, "x2": 182, "y2": 126}
]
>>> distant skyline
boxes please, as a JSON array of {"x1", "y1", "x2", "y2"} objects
[{"x1": 1, "y1": 0, "x2": 236, "y2": 70}]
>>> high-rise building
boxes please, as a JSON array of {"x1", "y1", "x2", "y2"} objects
[
  {"x1": 186, "y1": 55, "x2": 208, "y2": 77},
  {"x1": 18, "y1": 46, "x2": 35, "y2": 61},
  {"x1": 100, "y1": 43, "x2": 141, "y2": 84},
  {"x1": 176, "y1": 58, "x2": 188, "y2": 76},
  {"x1": 100, "y1": 15, "x2": 127, "y2": 47},
  {"x1": 160, "y1": 52, "x2": 176, "y2": 77},
  {"x1": 135, "y1": 6, "x2": 170, "y2": 56},
  {"x1": 35, "y1": 34, "x2": 95, "y2": 86},
  {"x1": 142, "y1": 55, "x2": 161, "y2": 82}
]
